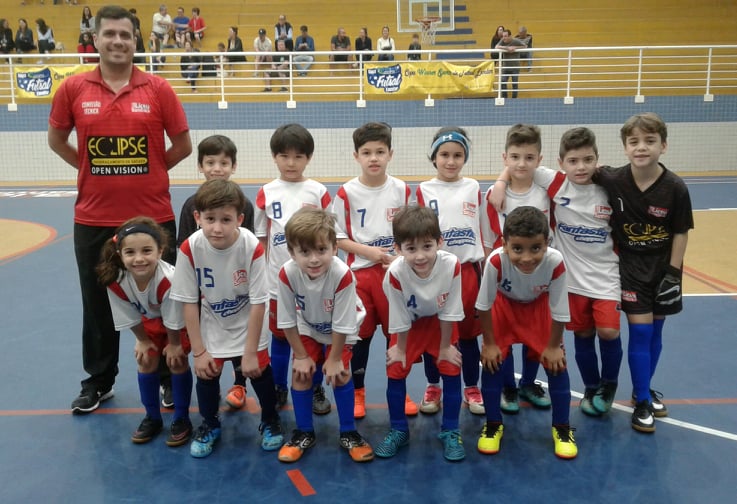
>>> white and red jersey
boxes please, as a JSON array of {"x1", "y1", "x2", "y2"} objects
[
  {"x1": 332, "y1": 175, "x2": 411, "y2": 270},
  {"x1": 254, "y1": 178, "x2": 332, "y2": 295},
  {"x1": 107, "y1": 259, "x2": 184, "y2": 332},
  {"x1": 476, "y1": 247, "x2": 570, "y2": 323},
  {"x1": 534, "y1": 166, "x2": 620, "y2": 301},
  {"x1": 416, "y1": 178, "x2": 485, "y2": 264},
  {"x1": 277, "y1": 256, "x2": 365, "y2": 345},
  {"x1": 48, "y1": 66, "x2": 189, "y2": 227},
  {"x1": 481, "y1": 183, "x2": 551, "y2": 250},
  {"x1": 170, "y1": 228, "x2": 269, "y2": 357},
  {"x1": 383, "y1": 250, "x2": 464, "y2": 334}
]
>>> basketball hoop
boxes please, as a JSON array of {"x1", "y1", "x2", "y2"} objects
[{"x1": 415, "y1": 16, "x2": 441, "y2": 46}]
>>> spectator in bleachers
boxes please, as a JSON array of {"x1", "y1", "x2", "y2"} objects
[
  {"x1": 496, "y1": 28, "x2": 525, "y2": 98},
  {"x1": 1, "y1": 19, "x2": 15, "y2": 58},
  {"x1": 129, "y1": 8, "x2": 141, "y2": 33},
  {"x1": 180, "y1": 40, "x2": 201, "y2": 92},
  {"x1": 79, "y1": 6, "x2": 95, "y2": 44},
  {"x1": 269, "y1": 38, "x2": 290, "y2": 92},
  {"x1": 274, "y1": 14, "x2": 293, "y2": 52},
  {"x1": 216, "y1": 41, "x2": 228, "y2": 77},
  {"x1": 77, "y1": 31, "x2": 98, "y2": 64},
  {"x1": 407, "y1": 33, "x2": 422, "y2": 60},
  {"x1": 293, "y1": 25, "x2": 314, "y2": 76},
  {"x1": 35, "y1": 18, "x2": 56, "y2": 57},
  {"x1": 330, "y1": 27, "x2": 351, "y2": 73},
  {"x1": 376, "y1": 25, "x2": 396, "y2": 61},
  {"x1": 133, "y1": 27, "x2": 146, "y2": 65},
  {"x1": 15, "y1": 18, "x2": 35, "y2": 55},
  {"x1": 172, "y1": 7, "x2": 190, "y2": 48},
  {"x1": 254, "y1": 28, "x2": 273, "y2": 80},
  {"x1": 353, "y1": 27, "x2": 372, "y2": 67},
  {"x1": 515, "y1": 26, "x2": 533, "y2": 70},
  {"x1": 490, "y1": 25, "x2": 505, "y2": 65},
  {"x1": 152, "y1": 4, "x2": 172, "y2": 51},
  {"x1": 227, "y1": 26, "x2": 246, "y2": 74},
  {"x1": 187, "y1": 8, "x2": 206, "y2": 48}
]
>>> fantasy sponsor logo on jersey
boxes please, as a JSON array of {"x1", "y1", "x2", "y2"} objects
[
  {"x1": 442, "y1": 227, "x2": 476, "y2": 247},
  {"x1": 16, "y1": 68, "x2": 52, "y2": 97},
  {"x1": 323, "y1": 298, "x2": 334, "y2": 312},
  {"x1": 87, "y1": 135, "x2": 149, "y2": 176},
  {"x1": 623, "y1": 223, "x2": 668, "y2": 246},
  {"x1": 533, "y1": 284, "x2": 550, "y2": 296},
  {"x1": 82, "y1": 100, "x2": 102, "y2": 115},
  {"x1": 366, "y1": 236, "x2": 395, "y2": 249},
  {"x1": 594, "y1": 205, "x2": 612, "y2": 220},
  {"x1": 307, "y1": 321, "x2": 333, "y2": 335},
  {"x1": 462, "y1": 201, "x2": 477, "y2": 218},
  {"x1": 386, "y1": 207, "x2": 400, "y2": 221},
  {"x1": 436, "y1": 292, "x2": 448, "y2": 309},
  {"x1": 272, "y1": 232, "x2": 286, "y2": 247},
  {"x1": 233, "y1": 269, "x2": 248, "y2": 286},
  {"x1": 131, "y1": 102, "x2": 151, "y2": 113},
  {"x1": 647, "y1": 205, "x2": 669, "y2": 218},
  {"x1": 211, "y1": 294, "x2": 250, "y2": 317},
  {"x1": 557, "y1": 222, "x2": 608, "y2": 243},
  {"x1": 366, "y1": 65, "x2": 403, "y2": 93}
]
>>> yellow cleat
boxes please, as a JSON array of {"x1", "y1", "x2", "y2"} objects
[
  {"x1": 552, "y1": 425, "x2": 578, "y2": 459},
  {"x1": 477, "y1": 422, "x2": 503, "y2": 454}
]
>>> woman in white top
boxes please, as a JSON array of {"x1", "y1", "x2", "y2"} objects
[{"x1": 377, "y1": 25, "x2": 395, "y2": 61}]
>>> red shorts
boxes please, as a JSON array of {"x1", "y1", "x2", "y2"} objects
[
  {"x1": 566, "y1": 293, "x2": 621, "y2": 332},
  {"x1": 458, "y1": 261, "x2": 482, "y2": 340},
  {"x1": 387, "y1": 316, "x2": 460, "y2": 379},
  {"x1": 355, "y1": 263, "x2": 390, "y2": 339},
  {"x1": 142, "y1": 317, "x2": 191, "y2": 355},
  {"x1": 268, "y1": 297, "x2": 286, "y2": 339},
  {"x1": 298, "y1": 336, "x2": 353, "y2": 368},
  {"x1": 213, "y1": 348, "x2": 270, "y2": 370}
]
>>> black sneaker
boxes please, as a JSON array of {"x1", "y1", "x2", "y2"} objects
[
  {"x1": 71, "y1": 387, "x2": 114, "y2": 415},
  {"x1": 160, "y1": 382, "x2": 174, "y2": 409},
  {"x1": 275, "y1": 386, "x2": 288, "y2": 410},
  {"x1": 312, "y1": 384, "x2": 332, "y2": 415},
  {"x1": 132, "y1": 416, "x2": 164, "y2": 444},
  {"x1": 631, "y1": 389, "x2": 668, "y2": 418},
  {"x1": 631, "y1": 400, "x2": 656, "y2": 433},
  {"x1": 166, "y1": 418, "x2": 193, "y2": 447}
]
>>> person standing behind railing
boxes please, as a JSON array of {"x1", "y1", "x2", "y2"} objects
[
  {"x1": 496, "y1": 29, "x2": 525, "y2": 98},
  {"x1": 515, "y1": 26, "x2": 532, "y2": 71},
  {"x1": 293, "y1": 25, "x2": 314, "y2": 76},
  {"x1": 489, "y1": 25, "x2": 505, "y2": 65}
]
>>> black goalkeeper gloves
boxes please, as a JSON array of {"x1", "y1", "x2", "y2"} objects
[{"x1": 655, "y1": 265, "x2": 682, "y2": 305}]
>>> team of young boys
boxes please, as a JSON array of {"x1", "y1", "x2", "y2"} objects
[{"x1": 103, "y1": 112, "x2": 691, "y2": 462}]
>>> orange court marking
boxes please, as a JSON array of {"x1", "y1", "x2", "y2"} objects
[
  {"x1": 286, "y1": 470, "x2": 317, "y2": 497},
  {"x1": 0, "y1": 218, "x2": 57, "y2": 261}
]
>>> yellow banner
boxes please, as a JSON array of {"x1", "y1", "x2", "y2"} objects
[
  {"x1": 365, "y1": 60, "x2": 494, "y2": 96},
  {"x1": 14, "y1": 64, "x2": 96, "y2": 99}
]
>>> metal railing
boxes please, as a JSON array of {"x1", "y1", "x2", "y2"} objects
[{"x1": 2, "y1": 45, "x2": 736, "y2": 109}]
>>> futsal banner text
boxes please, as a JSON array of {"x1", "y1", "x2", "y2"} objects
[{"x1": 364, "y1": 60, "x2": 495, "y2": 96}]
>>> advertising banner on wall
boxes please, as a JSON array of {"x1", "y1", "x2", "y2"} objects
[
  {"x1": 14, "y1": 64, "x2": 96, "y2": 99},
  {"x1": 364, "y1": 60, "x2": 494, "y2": 96}
]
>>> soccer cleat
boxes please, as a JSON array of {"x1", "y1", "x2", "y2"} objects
[
  {"x1": 160, "y1": 383, "x2": 174, "y2": 409},
  {"x1": 463, "y1": 386, "x2": 485, "y2": 415},
  {"x1": 477, "y1": 422, "x2": 503, "y2": 454},
  {"x1": 71, "y1": 387, "x2": 114, "y2": 415},
  {"x1": 131, "y1": 416, "x2": 164, "y2": 444},
  {"x1": 630, "y1": 389, "x2": 668, "y2": 417},
  {"x1": 519, "y1": 382, "x2": 552, "y2": 409},
  {"x1": 275, "y1": 386, "x2": 289, "y2": 410},
  {"x1": 580, "y1": 388, "x2": 601, "y2": 417},
  {"x1": 419, "y1": 385, "x2": 442, "y2": 414},
  {"x1": 225, "y1": 384, "x2": 247, "y2": 410},
  {"x1": 166, "y1": 418, "x2": 193, "y2": 447},
  {"x1": 190, "y1": 422, "x2": 222, "y2": 458},
  {"x1": 374, "y1": 429, "x2": 410, "y2": 458},
  {"x1": 339, "y1": 430, "x2": 374, "y2": 462},
  {"x1": 312, "y1": 384, "x2": 332, "y2": 415},
  {"x1": 404, "y1": 394, "x2": 419, "y2": 416},
  {"x1": 259, "y1": 417, "x2": 285, "y2": 451},
  {"x1": 500, "y1": 387, "x2": 520, "y2": 414},
  {"x1": 631, "y1": 400, "x2": 656, "y2": 433},
  {"x1": 354, "y1": 388, "x2": 367, "y2": 419},
  {"x1": 593, "y1": 381, "x2": 618, "y2": 414},
  {"x1": 438, "y1": 429, "x2": 465, "y2": 461},
  {"x1": 552, "y1": 425, "x2": 578, "y2": 459},
  {"x1": 278, "y1": 430, "x2": 316, "y2": 462}
]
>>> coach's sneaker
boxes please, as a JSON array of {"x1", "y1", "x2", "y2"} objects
[
  {"x1": 225, "y1": 384, "x2": 247, "y2": 410},
  {"x1": 166, "y1": 418, "x2": 193, "y2": 447},
  {"x1": 71, "y1": 387, "x2": 114, "y2": 415},
  {"x1": 131, "y1": 416, "x2": 164, "y2": 444},
  {"x1": 278, "y1": 430, "x2": 316, "y2": 462},
  {"x1": 259, "y1": 417, "x2": 285, "y2": 451},
  {"x1": 438, "y1": 429, "x2": 465, "y2": 461},
  {"x1": 552, "y1": 425, "x2": 578, "y2": 459},
  {"x1": 374, "y1": 429, "x2": 410, "y2": 458},
  {"x1": 593, "y1": 381, "x2": 617, "y2": 414},
  {"x1": 519, "y1": 382, "x2": 552, "y2": 409},
  {"x1": 190, "y1": 422, "x2": 222, "y2": 458},
  {"x1": 477, "y1": 422, "x2": 503, "y2": 454},
  {"x1": 275, "y1": 385, "x2": 289, "y2": 410},
  {"x1": 463, "y1": 386, "x2": 485, "y2": 415},
  {"x1": 354, "y1": 388, "x2": 367, "y2": 419},
  {"x1": 631, "y1": 400, "x2": 656, "y2": 433},
  {"x1": 500, "y1": 387, "x2": 520, "y2": 414},
  {"x1": 312, "y1": 384, "x2": 332, "y2": 415},
  {"x1": 405, "y1": 394, "x2": 419, "y2": 416},
  {"x1": 419, "y1": 384, "x2": 442, "y2": 414},
  {"x1": 580, "y1": 388, "x2": 601, "y2": 417},
  {"x1": 339, "y1": 430, "x2": 374, "y2": 462}
]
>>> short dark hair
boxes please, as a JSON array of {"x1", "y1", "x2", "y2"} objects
[
  {"x1": 503, "y1": 206, "x2": 549, "y2": 240},
  {"x1": 270, "y1": 123, "x2": 315, "y2": 157},
  {"x1": 392, "y1": 205, "x2": 441, "y2": 244},
  {"x1": 620, "y1": 112, "x2": 668, "y2": 144},
  {"x1": 285, "y1": 207, "x2": 337, "y2": 252},
  {"x1": 300, "y1": 25, "x2": 308, "y2": 32},
  {"x1": 559, "y1": 127, "x2": 598, "y2": 159},
  {"x1": 197, "y1": 135, "x2": 237, "y2": 165},
  {"x1": 352, "y1": 122, "x2": 392, "y2": 151},
  {"x1": 194, "y1": 179, "x2": 246, "y2": 214},
  {"x1": 95, "y1": 5, "x2": 136, "y2": 33},
  {"x1": 505, "y1": 123, "x2": 542, "y2": 152}
]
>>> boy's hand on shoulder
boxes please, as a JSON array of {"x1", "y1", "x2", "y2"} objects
[
  {"x1": 386, "y1": 344, "x2": 406, "y2": 368},
  {"x1": 655, "y1": 265, "x2": 682, "y2": 305},
  {"x1": 480, "y1": 343, "x2": 503, "y2": 373},
  {"x1": 541, "y1": 346, "x2": 566, "y2": 375}
]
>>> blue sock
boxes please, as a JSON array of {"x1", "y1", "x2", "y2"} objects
[
  {"x1": 440, "y1": 374, "x2": 461, "y2": 431},
  {"x1": 480, "y1": 367, "x2": 503, "y2": 423},
  {"x1": 501, "y1": 350, "x2": 517, "y2": 388},
  {"x1": 138, "y1": 371, "x2": 161, "y2": 421},
  {"x1": 195, "y1": 376, "x2": 221, "y2": 428},
  {"x1": 270, "y1": 336, "x2": 291, "y2": 389},
  {"x1": 628, "y1": 323, "x2": 653, "y2": 403},
  {"x1": 386, "y1": 378, "x2": 409, "y2": 432},
  {"x1": 458, "y1": 338, "x2": 481, "y2": 387},
  {"x1": 545, "y1": 368, "x2": 571, "y2": 426},
  {"x1": 423, "y1": 352, "x2": 440, "y2": 384},
  {"x1": 333, "y1": 381, "x2": 356, "y2": 433},
  {"x1": 574, "y1": 335, "x2": 600, "y2": 389},
  {"x1": 313, "y1": 359, "x2": 325, "y2": 388},
  {"x1": 651, "y1": 319, "x2": 665, "y2": 379},
  {"x1": 519, "y1": 345, "x2": 541, "y2": 387},
  {"x1": 171, "y1": 370, "x2": 193, "y2": 422},
  {"x1": 291, "y1": 388, "x2": 314, "y2": 433},
  {"x1": 599, "y1": 336, "x2": 623, "y2": 384}
]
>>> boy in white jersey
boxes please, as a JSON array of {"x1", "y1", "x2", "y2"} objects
[
  {"x1": 254, "y1": 124, "x2": 333, "y2": 415},
  {"x1": 475, "y1": 206, "x2": 577, "y2": 459},
  {"x1": 276, "y1": 208, "x2": 374, "y2": 463},
  {"x1": 331, "y1": 122, "x2": 416, "y2": 420},
  {"x1": 375, "y1": 206, "x2": 466, "y2": 462},
  {"x1": 416, "y1": 126, "x2": 486, "y2": 416},
  {"x1": 482, "y1": 124, "x2": 551, "y2": 413},
  {"x1": 170, "y1": 180, "x2": 284, "y2": 458}
]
